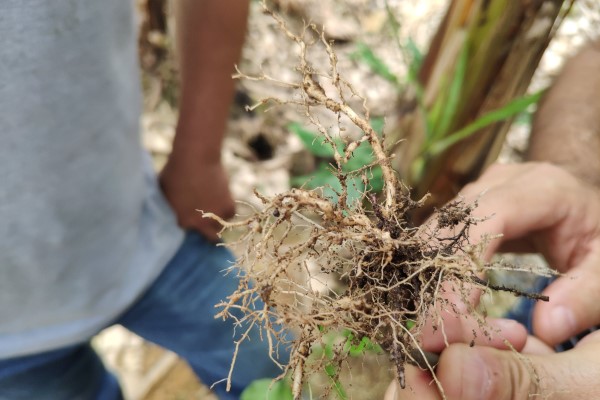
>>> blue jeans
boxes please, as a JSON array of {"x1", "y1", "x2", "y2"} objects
[{"x1": 0, "y1": 232, "x2": 286, "y2": 400}]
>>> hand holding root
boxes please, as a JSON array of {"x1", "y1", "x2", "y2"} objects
[
  {"x1": 386, "y1": 162, "x2": 600, "y2": 399},
  {"x1": 386, "y1": 330, "x2": 600, "y2": 400},
  {"x1": 206, "y1": 4, "x2": 550, "y2": 399}
]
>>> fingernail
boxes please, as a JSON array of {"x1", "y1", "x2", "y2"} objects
[
  {"x1": 461, "y1": 351, "x2": 491, "y2": 399},
  {"x1": 550, "y1": 306, "x2": 576, "y2": 340}
]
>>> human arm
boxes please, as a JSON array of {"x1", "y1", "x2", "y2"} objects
[
  {"x1": 528, "y1": 40, "x2": 600, "y2": 186},
  {"x1": 519, "y1": 40, "x2": 600, "y2": 345},
  {"x1": 160, "y1": 0, "x2": 250, "y2": 241}
]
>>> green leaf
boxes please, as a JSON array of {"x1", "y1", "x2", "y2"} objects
[
  {"x1": 367, "y1": 166, "x2": 384, "y2": 192},
  {"x1": 344, "y1": 176, "x2": 366, "y2": 209},
  {"x1": 428, "y1": 91, "x2": 543, "y2": 156},
  {"x1": 370, "y1": 117, "x2": 385, "y2": 136},
  {"x1": 296, "y1": 163, "x2": 365, "y2": 207},
  {"x1": 324, "y1": 364, "x2": 348, "y2": 400},
  {"x1": 332, "y1": 379, "x2": 348, "y2": 400},
  {"x1": 342, "y1": 330, "x2": 358, "y2": 355},
  {"x1": 406, "y1": 37, "x2": 423, "y2": 84},
  {"x1": 348, "y1": 336, "x2": 383, "y2": 357},
  {"x1": 290, "y1": 175, "x2": 310, "y2": 188},
  {"x1": 241, "y1": 379, "x2": 293, "y2": 400},
  {"x1": 349, "y1": 337, "x2": 368, "y2": 356},
  {"x1": 432, "y1": 42, "x2": 469, "y2": 141},
  {"x1": 314, "y1": 166, "x2": 343, "y2": 203},
  {"x1": 384, "y1": 0, "x2": 403, "y2": 52},
  {"x1": 383, "y1": 0, "x2": 423, "y2": 90},
  {"x1": 405, "y1": 319, "x2": 416, "y2": 330},
  {"x1": 426, "y1": 94, "x2": 444, "y2": 141},
  {"x1": 352, "y1": 42, "x2": 399, "y2": 86},
  {"x1": 409, "y1": 156, "x2": 426, "y2": 184},
  {"x1": 515, "y1": 110, "x2": 532, "y2": 126},
  {"x1": 289, "y1": 119, "x2": 386, "y2": 199},
  {"x1": 289, "y1": 122, "x2": 344, "y2": 158},
  {"x1": 343, "y1": 141, "x2": 374, "y2": 172},
  {"x1": 290, "y1": 162, "x2": 332, "y2": 190},
  {"x1": 342, "y1": 116, "x2": 384, "y2": 172},
  {"x1": 324, "y1": 364, "x2": 337, "y2": 377},
  {"x1": 341, "y1": 330, "x2": 383, "y2": 357}
]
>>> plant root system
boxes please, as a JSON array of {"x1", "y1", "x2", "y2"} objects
[{"x1": 205, "y1": 4, "x2": 551, "y2": 398}]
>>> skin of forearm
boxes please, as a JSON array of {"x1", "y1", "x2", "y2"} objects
[
  {"x1": 172, "y1": 0, "x2": 250, "y2": 164},
  {"x1": 528, "y1": 40, "x2": 600, "y2": 187}
]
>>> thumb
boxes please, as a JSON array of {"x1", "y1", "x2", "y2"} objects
[
  {"x1": 437, "y1": 332, "x2": 600, "y2": 400},
  {"x1": 533, "y1": 249, "x2": 600, "y2": 345}
]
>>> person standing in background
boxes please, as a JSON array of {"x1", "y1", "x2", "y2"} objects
[{"x1": 0, "y1": 1, "x2": 283, "y2": 399}]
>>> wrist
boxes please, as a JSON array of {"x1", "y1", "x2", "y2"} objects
[
  {"x1": 170, "y1": 124, "x2": 225, "y2": 165},
  {"x1": 163, "y1": 148, "x2": 223, "y2": 176}
]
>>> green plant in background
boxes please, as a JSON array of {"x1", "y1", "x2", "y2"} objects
[
  {"x1": 289, "y1": 118, "x2": 385, "y2": 206},
  {"x1": 381, "y1": 0, "x2": 424, "y2": 87},
  {"x1": 317, "y1": 330, "x2": 349, "y2": 400},
  {"x1": 426, "y1": 91, "x2": 543, "y2": 156},
  {"x1": 240, "y1": 328, "x2": 383, "y2": 400},
  {"x1": 351, "y1": 0, "x2": 425, "y2": 106},
  {"x1": 308, "y1": 328, "x2": 383, "y2": 400},
  {"x1": 341, "y1": 329, "x2": 383, "y2": 357},
  {"x1": 349, "y1": 35, "x2": 541, "y2": 184},
  {"x1": 291, "y1": 27, "x2": 540, "y2": 212},
  {"x1": 409, "y1": 38, "x2": 543, "y2": 182},
  {"x1": 241, "y1": 378, "x2": 294, "y2": 400},
  {"x1": 351, "y1": 43, "x2": 401, "y2": 89}
]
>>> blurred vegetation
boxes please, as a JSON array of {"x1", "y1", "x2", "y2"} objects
[{"x1": 291, "y1": 0, "x2": 570, "y2": 222}]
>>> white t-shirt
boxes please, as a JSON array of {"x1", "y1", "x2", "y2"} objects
[{"x1": 0, "y1": 0, "x2": 184, "y2": 357}]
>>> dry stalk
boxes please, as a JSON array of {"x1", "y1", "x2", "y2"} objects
[{"x1": 207, "y1": 4, "x2": 551, "y2": 399}]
